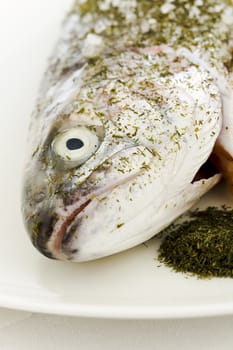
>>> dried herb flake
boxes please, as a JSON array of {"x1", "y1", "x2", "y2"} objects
[{"x1": 158, "y1": 207, "x2": 233, "y2": 279}]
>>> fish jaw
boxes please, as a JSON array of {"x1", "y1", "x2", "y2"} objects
[
  {"x1": 46, "y1": 168, "x2": 143, "y2": 260},
  {"x1": 45, "y1": 173, "x2": 221, "y2": 263}
]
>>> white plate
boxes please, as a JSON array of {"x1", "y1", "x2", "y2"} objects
[{"x1": 0, "y1": 0, "x2": 233, "y2": 320}]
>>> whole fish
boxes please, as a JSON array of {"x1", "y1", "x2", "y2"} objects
[{"x1": 22, "y1": 0, "x2": 233, "y2": 262}]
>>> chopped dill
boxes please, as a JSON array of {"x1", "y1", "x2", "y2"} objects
[{"x1": 158, "y1": 207, "x2": 233, "y2": 279}]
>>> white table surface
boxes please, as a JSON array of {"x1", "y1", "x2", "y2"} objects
[{"x1": 0, "y1": 309, "x2": 232, "y2": 350}]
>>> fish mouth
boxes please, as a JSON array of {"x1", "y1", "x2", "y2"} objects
[{"x1": 46, "y1": 170, "x2": 141, "y2": 261}]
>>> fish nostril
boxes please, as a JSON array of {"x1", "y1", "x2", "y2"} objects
[{"x1": 34, "y1": 191, "x2": 46, "y2": 203}]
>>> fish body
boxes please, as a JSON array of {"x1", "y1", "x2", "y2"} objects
[{"x1": 22, "y1": 0, "x2": 233, "y2": 261}]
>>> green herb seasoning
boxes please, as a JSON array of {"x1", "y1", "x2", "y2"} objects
[{"x1": 158, "y1": 207, "x2": 233, "y2": 278}]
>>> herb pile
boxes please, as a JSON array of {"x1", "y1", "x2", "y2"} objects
[{"x1": 158, "y1": 207, "x2": 233, "y2": 278}]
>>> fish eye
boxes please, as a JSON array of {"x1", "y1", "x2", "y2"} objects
[{"x1": 52, "y1": 127, "x2": 100, "y2": 165}]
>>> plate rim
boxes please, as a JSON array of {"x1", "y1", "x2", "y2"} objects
[{"x1": 0, "y1": 296, "x2": 233, "y2": 319}]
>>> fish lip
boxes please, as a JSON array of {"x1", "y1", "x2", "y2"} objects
[
  {"x1": 50, "y1": 199, "x2": 92, "y2": 260},
  {"x1": 47, "y1": 170, "x2": 142, "y2": 261},
  {"x1": 24, "y1": 207, "x2": 59, "y2": 260}
]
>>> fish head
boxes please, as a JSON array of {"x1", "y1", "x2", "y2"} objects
[{"x1": 22, "y1": 50, "x2": 222, "y2": 261}]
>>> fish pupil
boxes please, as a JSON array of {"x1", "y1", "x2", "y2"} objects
[{"x1": 66, "y1": 138, "x2": 84, "y2": 150}]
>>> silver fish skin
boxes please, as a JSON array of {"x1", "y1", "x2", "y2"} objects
[{"x1": 22, "y1": 0, "x2": 233, "y2": 262}]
